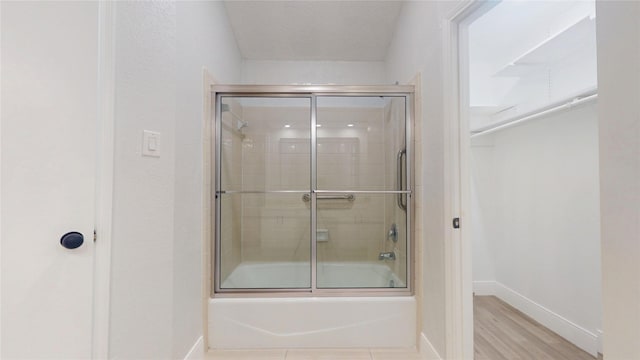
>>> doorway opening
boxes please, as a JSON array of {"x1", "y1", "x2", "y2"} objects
[{"x1": 457, "y1": 1, "x2": 602, "y2": 358}]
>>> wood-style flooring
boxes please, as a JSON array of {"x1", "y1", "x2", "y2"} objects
[{"x1": 474, "y1": 295, "x2": 599, "y2": 360}]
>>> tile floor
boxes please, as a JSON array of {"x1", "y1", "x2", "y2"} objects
[{"x1": 206, "y1": 348, "x2": 422, "y2": 360}]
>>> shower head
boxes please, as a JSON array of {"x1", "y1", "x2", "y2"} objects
[
  {"x1": 220, "y1": 103, "x2": 247, "y2": 131},
  {"x1": 237, "y1": 120, "x2": 248, "y2": 131}
]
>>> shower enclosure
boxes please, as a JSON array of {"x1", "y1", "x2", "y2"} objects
[{"x1": 213, "y1": 85, "x2": 413, "y2": 295}]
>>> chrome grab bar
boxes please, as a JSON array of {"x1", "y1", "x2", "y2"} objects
[
  {"x1": 378, "y1": 251, "x2": 396, "y2": 261},
  {"x1": 397, "y1": 148, "x2": 407, "y2": 211},
  {"x1": 302, "y1": 194, "x2": 355, "y2": 203}
]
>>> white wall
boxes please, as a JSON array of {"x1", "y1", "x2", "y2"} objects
[
  {"x1": 174, "y1": 2, "x2": 241, "y2": 359},
  {"x1": 110, "y1": 3, "x2": 177, "y2": 358},
  {"x1": 470, "y1": 104, "x2": 602, "y2": 354},
  {"x1": 469, "y1": 137, "x2": 496, "y2": 283},
  {"x1": 595, "y1": 1, "x2": 640, "y2": 358},
  {"x1": 110, "y1": 2, "x2": 241, "y2": 359},
  {"x1": 241, "y1": 60, "x2": 385, "y2": 84},
  {"x1": 385, "y1": 1, "x2": 464, "y2": 357}
]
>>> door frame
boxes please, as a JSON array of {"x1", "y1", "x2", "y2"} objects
[
  {"x1": 442, "y1": 1, "x2": 490, "y2": 358},
  {"x1": 201, "y1": 68, "x2": 217, "y2": 352},
  {"x1": 445, "y1": 2, "x2": 605, "y2": 358},
  {"x1": 93, "y1": 1, "x2": 116, "y2": 358}
]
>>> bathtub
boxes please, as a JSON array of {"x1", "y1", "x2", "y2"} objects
[
  {"x1": 220, "y1": 261, "x2": 406, "y2": 289},
  {"x1": 209, "y1": 262, "x2": 416, "y2": 349}
]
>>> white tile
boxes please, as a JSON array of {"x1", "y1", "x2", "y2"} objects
[
  {"x1": 285, "y1": 349, "x2": 372, "y2": 360},
  {"x1": 370, "y1": 348, "x2": 422, "y2": 360},
  {"x1": 206, "y1": 349, "x2": 286, "y2": 360}
]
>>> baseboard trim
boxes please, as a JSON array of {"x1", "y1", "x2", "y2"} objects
[
  {"x1": 419, "y1": 332, "x2": 442, "y2": 360},
  {"x1": 472, "y1": 280, "x2": 497, "y2": 296},
  {"x1": 473, "y1": 281, "x2": 599, "y2": 356},
  {"x1": 184, "y1": 336, "x2": 204, "y2": 360}
]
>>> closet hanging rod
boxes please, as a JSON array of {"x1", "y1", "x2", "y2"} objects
[{"x1": 471, "y1": 92, "x2": 598, "y2": 138}]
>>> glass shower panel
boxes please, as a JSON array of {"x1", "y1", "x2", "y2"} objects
[
  {"x1": 219, "y1": 97, "x2": 311, "y2": 191},
  {"x1": 316, "y1": 96, "x2": 406, "y2": 191},
  {"x1": 316, "y1": 193, "x2": 407, "y2": 288},
  {"x1": 217, "y1": 96, "x2": 311, "y2": 290},
  {"x1": 219, "y1": 193, "x2": 311, "y2": 289},
  {"x1": 315, "y1": 96, "x2": 408, "y2": 289}
]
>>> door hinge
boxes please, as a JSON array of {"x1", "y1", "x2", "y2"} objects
[
  {"x1": 453, "y1": 217, "x2": 460, "y2": 229},
  {"x1": 93, "y1": 229, "x2": 97, "y2": 242}
]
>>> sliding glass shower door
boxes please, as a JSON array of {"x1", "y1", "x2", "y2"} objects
[
  {"x1": 315, "y1": 96, "x2": 408, "y2": 288},
  {"x1": 214, "y1": 88, "x2": 412, "y2": 294},
  {"x1": 217, "y1": 96, "x2": 312, "y2": 289}
]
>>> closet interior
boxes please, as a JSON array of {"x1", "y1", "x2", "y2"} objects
[{"x1": 466, "y1": 1, "x2": 601, "y2": 357}]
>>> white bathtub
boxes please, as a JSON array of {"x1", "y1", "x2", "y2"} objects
[
  {"x1": 221, "y1": 262, "x2": 406, "y2": 289},
  {"x1": 209, "y1": 262, "x2": 415, "y2": 349}
]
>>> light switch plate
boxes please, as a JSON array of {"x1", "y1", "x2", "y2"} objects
[{"x1": 142, "y1": 130, "x2": 160, "y2": 157}]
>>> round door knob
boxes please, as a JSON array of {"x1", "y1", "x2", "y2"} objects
[{"x1": 60, "y1": 231, "x2": 84, "y2": 249}]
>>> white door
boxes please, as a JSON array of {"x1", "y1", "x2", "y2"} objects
[{"x1": 2, "y1": 2, "x2": 98, "y2": 358}]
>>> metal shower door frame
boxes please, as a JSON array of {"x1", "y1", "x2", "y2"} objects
[{"x1": 211, "y1": 85, "x2": 414, "y2": 297}]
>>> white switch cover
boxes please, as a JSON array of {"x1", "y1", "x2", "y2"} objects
[{"x1": 142, "y1": 130, "x2": 160, "y2": 157}]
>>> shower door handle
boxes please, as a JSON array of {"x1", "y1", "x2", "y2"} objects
[{"x1": 397, "y1": 148, "x2": 407, "y2": 211}]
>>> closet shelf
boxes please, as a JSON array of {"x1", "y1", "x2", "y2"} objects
[{"x1": 494, "y1": 16, "x2": 596, "y2": 78}]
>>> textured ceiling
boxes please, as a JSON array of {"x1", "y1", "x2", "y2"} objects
[{"x1": 223, "y1": 1, "x2": 404, "y2": 61}]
